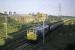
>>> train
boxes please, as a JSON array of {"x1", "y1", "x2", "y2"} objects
[
  {"x1": 26, "y1": 24, "x2": 49, "y2": 41},
  {"x1": 26, "y1": 21, "x2": 64, "y2": 41},
  {"x1": 0, "y1": 21, "x2": 63, "y2": 47}
]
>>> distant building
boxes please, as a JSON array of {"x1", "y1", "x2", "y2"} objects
[
  {"x1": 9, "y1": 11, "x2": 12, "y2": 15},
  {"x1": 4, "y1": 11, "x2": 7, "y2": 15},
  {"x1": 13, "y1": 12, "x2": 16, "y2": 15}
]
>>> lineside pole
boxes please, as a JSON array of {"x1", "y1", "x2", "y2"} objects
[
  {"x1": 5, "y1": 15, "x2": 8, "y2": 39},
  {"x1": 42, "y1": 17, "x2": 46, "y2": 45}
]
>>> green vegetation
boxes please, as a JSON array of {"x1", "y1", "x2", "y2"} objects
[
  {"x1": 0, "y1": 15, "x2": 6, "y2": 38},
  {"x1": 0, "y1": 13, "x2": 45, "y2": 39},
  {"x1": 0, "y1": 14, "x2": 22, "y2": 38},
  {"x1": 0, "y1": 37, "x2": 5, "y2": 46},
  {"x1": 47, "y1": 15, "x2": 62, "y2": 23},
  {"x1": 64, "y1": 19, "x2": 75, "y2": 25}
]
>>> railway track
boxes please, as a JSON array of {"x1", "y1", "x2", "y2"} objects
[
  {"x1": 0, "y1": 28, "x2": 39, "y2": 50},
  {"x1": 14, "y1": 21, "x2": 64, "y2": 50},
  {"x1": 1, "y1": 38, "x2": 26, "y2": 50},
  {"x1": 0, "y1": 21, "x2": 64, "y2": 50},
  {"x1": 0, "y1": 30, "x2": 27, "y2": 50}
]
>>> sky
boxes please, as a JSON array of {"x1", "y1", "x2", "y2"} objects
[{"x1": 0, "y1": 0, "x2": 75, "y2": 16}]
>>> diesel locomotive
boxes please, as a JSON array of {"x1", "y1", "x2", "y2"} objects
[{"x1": 26, "y1": 21, "x2": 63, "y2": 41}]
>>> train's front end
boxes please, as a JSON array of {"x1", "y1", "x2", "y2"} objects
[{"x1": 26, "y1": 29, "x2": 37, "y2": 41}]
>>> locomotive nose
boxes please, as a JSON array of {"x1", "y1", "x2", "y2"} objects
[{"x1": 27, "y1": 30, "x2": 37, "y2": 41}]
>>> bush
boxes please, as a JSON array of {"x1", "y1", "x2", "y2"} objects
[{"x1": 0, "y1": 38, "x2": 5, "y2": 46}]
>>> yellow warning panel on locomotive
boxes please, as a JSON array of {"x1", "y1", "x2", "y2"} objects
[{"x1": 27, "y1": 31, "x2": 37, "y2": 40}]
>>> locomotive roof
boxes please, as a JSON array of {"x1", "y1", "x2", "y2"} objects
[{"x1": 34, "y1": 25, "x2": 49, "y2": 30}]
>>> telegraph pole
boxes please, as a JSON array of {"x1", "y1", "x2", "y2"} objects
[
  {"x1": 59, "y1": 3, "x2": 62, "y2": 16},
  {"x1": 42, "y1": 15, "x2": 46, "y2": 45},
  {"x1": 58, "y1": 3, "x2": 62, "y2": 20},
  {"x1": 43, "y1": 20, "x2": 45, "y2": 44},
  {"x1": 5, "y1": 14, "x2": 8, "y2": 39}
]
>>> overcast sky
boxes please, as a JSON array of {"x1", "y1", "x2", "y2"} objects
[{"x1": 0, "y1": 0, "x2": 75, "y2": 16}]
